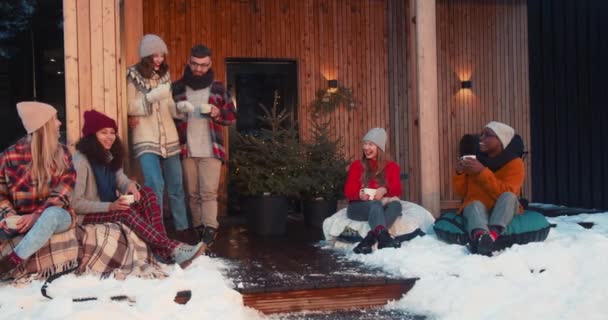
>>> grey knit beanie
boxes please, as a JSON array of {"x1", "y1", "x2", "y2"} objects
[
  {"x1": 485, "y1": 121, "x2": 515, "y2": 148},
  {"x1": 139, "y1": 34, "x2": 168, "y2": 58},
  {"x1": 362, "y1": 128, "x2": 387, "y2": 151}
]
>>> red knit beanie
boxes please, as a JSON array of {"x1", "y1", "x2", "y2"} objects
[{"x1": 82, "y1": 110, "x2": 118, "y2": 137}]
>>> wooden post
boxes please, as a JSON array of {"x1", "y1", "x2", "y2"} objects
[
  {"x1": 63, "y1": 0, "x2": 79, "y2": 152},
  {"x1": 414, "y1": 0, "x2": 440, "y2": 216}
]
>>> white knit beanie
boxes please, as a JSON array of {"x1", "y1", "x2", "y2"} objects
[
  {"x1": 362, "y1": 128, "x2": 387, "y2": 151},
  {"x1": 16, "y1": 101, "x2": 57, "y2": 134},
  {"x1": 139, "y1": 34, "x2": 168, "y2": 58},
  {"x1": 485, "y1": 121, "x2": 515, "y2": 148}
]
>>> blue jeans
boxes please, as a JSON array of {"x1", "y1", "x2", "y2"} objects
[
  {"x1": 138, "y1": 153, "x2": 189, "y2": 230},
  {"x1": 13, "y1": 206, "x2": 72, "y2": 259}
]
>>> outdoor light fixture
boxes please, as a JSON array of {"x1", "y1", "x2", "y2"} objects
[
  {"x1": 327, "y1": 79, "x2": 338, "y2": 93},
  {"x1": 461, "y1": 80, "x2": 472, "y2": 89}
]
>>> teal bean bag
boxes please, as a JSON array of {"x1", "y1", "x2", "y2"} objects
[{"x1": 433, "y1": 210, "x2": 550, "y2": 250}]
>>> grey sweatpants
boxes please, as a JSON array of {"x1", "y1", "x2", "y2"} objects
[
  {"x1": 347, "y1": 200, "x2": 402, "y2": 230},
  {"x1": 463, "y1": 192, "x2": 519, "y2": 236}
]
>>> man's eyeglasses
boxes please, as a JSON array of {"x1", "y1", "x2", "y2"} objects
[
  {"x1": 480, "y1": 131, "x2": 497, "y2": 139},
  {"x1": 189, "y1": 61, "x2": 211, "y2": 69}
]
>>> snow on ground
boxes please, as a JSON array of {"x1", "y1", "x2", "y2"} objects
[
  {"x1": 0, "y1": 256, "x2": 264, "y2": 320},
  {"x1": 339, "y1": 212, "x2": 608, "y2": 320},
  {"x1": 2, "y1": 212, "x2": 607, "y2": 320}
]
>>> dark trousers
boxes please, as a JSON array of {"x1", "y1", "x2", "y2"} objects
[{"x1": 347, "y1": 200, "x2": 402, "y2": 230}]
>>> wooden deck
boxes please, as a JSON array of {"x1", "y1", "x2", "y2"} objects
[{"x1": 208, "y1": 214, "x2": 420, "y2": 316}]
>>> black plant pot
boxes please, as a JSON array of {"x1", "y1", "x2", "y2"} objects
[
  {"x1": 244, "y1": 195, "x2": 288, "y2": 236},
  {"x1": 302, "y1": 198, "x2": 338, "y2": 229}
]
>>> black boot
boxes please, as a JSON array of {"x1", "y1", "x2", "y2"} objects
[
  {"x1": 201, "y1": 226, "x2": 218, "y2": 247},
  {"x1": 353, "y1": 231, "x2": 377, "y2": 254},
  {"x1": 475, "y1": 233, "x2": 494, "y2": 256},
  {"x1": 377, "y1": 230, "x2": 401, "y2": 249}
]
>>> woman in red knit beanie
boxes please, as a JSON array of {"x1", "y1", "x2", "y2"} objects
[
  {"x1": 344, "y1": 128, "x2": 403, "y2": 254},
  {"x1": 71, "y1": 110, "x2": 206, "y2": 269}
]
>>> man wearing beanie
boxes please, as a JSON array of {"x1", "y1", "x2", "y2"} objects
[
  {"x1": 126, "y1": 34, "x2": 189, "y2": 232},
  {"x1": 172, "y1": 44, "x2": 237, "y2": 246},
  {"x1": 453, "y1": 121, "x2": 525, "y2": 256}
]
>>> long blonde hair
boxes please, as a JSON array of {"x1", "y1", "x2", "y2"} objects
[{"x1": 29, "y1": 116, "x2": 67, "y2": 193}]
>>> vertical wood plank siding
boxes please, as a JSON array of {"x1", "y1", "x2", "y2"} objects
[
  {"x1": 436, "y1": 0, "x2": 532, "y2": 205},
  {"x1": 64, "y1": 0, "x2": 124, "y2": 150}
]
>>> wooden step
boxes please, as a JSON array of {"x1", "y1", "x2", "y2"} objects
[{"x1": 241, "y1": 279, "x2": 416, "y2": 314}]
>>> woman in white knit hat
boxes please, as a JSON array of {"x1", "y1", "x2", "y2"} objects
[
  {"x1": 344, "y1": 128, "x2": 402, "y2": 254},
  {"x1": 0, "y1": 102, "x2": 76, "y2": 274},
  {"x1": 126, "y1": 34, "x2": 189, "y2": 232},
  {"x1": 454, "y1": 121, "x2": 525, "y2": 256}
]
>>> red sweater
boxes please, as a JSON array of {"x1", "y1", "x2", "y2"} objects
[{"x1": 344, "y1": 159, "x2": 402, "y2": 201}]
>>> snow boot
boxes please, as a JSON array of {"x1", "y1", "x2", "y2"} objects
[
  {"x1": 200, "y1": 226, "x2": 218, "y2": 247},
  {"x1": 473, "y1": 232, "x2": 494, "y2": 256},
  {"x1": 353, "y1": 231, "x2": 377, "y2": 254},
  {"x1": 173, "y1": 242, "x2": 207, "y2": 269},
  {"x1": 377, "y1": 229, "x2": 401, "y2": 249}
]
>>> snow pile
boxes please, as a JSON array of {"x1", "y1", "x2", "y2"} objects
[
  {"x1": 343, "y1": 212, "x2": 608, "y2": 320},
  {"x1": 0, "y1": 256, "x2": 264, "y2": 320}
]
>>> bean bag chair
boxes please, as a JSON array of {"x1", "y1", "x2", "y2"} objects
[
  {"x1": 322, "y1": 201, "x2": 435, "y2": 248},
  {"x1": 433, "y1": 210, "x2": 550, "y2": 250}
]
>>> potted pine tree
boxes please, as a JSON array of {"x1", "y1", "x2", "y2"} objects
[
  {"x1": 299, "y1": 119, "x2": 349, "y2": 228},
  {"x1": 230, "y1": 91, "x2": 303, "y2": 235}
]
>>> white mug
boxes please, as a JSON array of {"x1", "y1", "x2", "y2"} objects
[
  {"x1": 120, "y1": 194, "x2": 135, "y2": 205},
  {"x1": 2, "y1": 215, "x2": 22, "y2": 230},
  {"x1": 460, "y1": 155, "x2": 477, "y2": 160},
  {"x1": 362, "y1": 188, "x2": 377, "y2": 199}
]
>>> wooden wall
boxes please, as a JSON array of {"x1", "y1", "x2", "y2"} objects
[
  {"x1": 528, "y1": 0, "x2": 608, "y2": 210},
  {"x1": 64, "y1": 0, "x2": 125, "y2": 150},
  {"x1": 142, "y1": 0, "x2": 390, "y2": 164},
  {"x1": 436, "y1": 0, "x2": 532, "y2": 206}
]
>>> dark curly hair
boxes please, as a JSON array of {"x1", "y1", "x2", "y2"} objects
[
  {"x1": 136, "y1": 55, "x2": 169, "y2": 79},
  {"x1": 75, "y1": 135, "x2": 124, "y2": 172}
]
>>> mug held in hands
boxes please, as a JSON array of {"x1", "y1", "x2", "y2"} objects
[
  {"x1": 361, "y1": 188, "x2": 377, "y2": 199},
  {"x1": 1, "y1": 215, "x2": 23, "y2": 237},
  {"x1": 120, "y1": 194, "x2": 135, "y2": 205}
]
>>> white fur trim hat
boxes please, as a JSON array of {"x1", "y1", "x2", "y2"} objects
[
  {"x1": 485, "y1": 121, "x2": 515, "y2": 148},
  {"x1": 362, "y1": 128, "x2": 387, "y2": 151},
  {"x1": 16, "y1": 101, "x2": 57, "y2": 134},
  {"x1": 139, "y1": 34, "x2": 168, "y2": 58}
]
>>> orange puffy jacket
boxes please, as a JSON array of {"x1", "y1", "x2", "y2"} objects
[{"x1": 453, "y1": 158, "x2": 525, "y2": 214}]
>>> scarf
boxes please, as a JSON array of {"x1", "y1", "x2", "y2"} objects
[
  {"x1": 181, "y1": 66, "x2": 214, "y2": 90},
  {"x1": 476, "y1": 134, "x2": 525, "y2": 172},
  {"x1": 91, "y1": 163, "x2": 117, "y2": 202}
]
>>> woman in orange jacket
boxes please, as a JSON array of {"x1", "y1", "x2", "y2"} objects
[{"x1": 453, "y1": 121, "x2": 525, "y2": 255}]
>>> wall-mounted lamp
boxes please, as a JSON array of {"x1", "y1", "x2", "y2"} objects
[
  {"x1": 327, "y1": 79, "x2": 338, "y2": 93},
  {"x1": 461, "y1": 80, "x2": 472, "y2": 89}
]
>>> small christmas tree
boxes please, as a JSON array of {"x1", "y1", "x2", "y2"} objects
[
  {"x1": 299, "y1": 119, "x2": 350, "y2": 200},
  {"x1": 230, "y1": 90, "x2": 304, "y2": 197}
]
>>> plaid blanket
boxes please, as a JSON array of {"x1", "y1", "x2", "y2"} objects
[
  {"x1": 0, "y1": 223, "x2": 166, "y2": 282},
  {"x1": 0, "y1": 228, "x2": 79, "y2": 280},
  {"x1": 77, "y1": 223, "x2": 166, "y2": 280}
]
